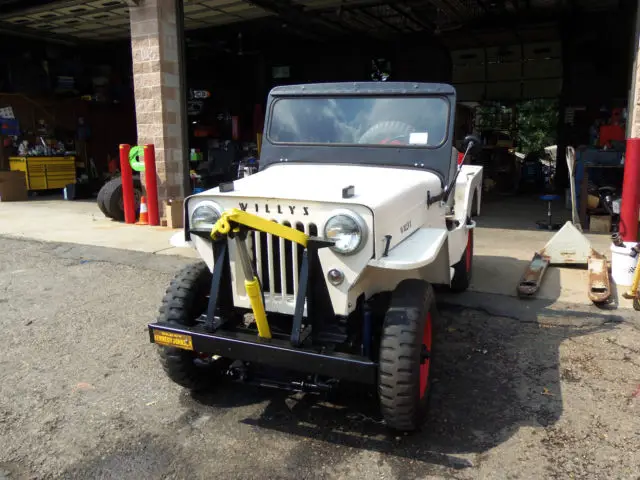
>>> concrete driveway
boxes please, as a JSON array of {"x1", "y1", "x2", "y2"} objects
[
  {"x1": 1, "y1": 237, "x2": 639, "y2": 479},
  {"x1": 0, "y1": 198, "x2": 629, "y2": 309}
]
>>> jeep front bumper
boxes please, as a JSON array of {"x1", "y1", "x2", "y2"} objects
[{"x1": 148, "y1": 322, "x2": 378, "y2": 384}]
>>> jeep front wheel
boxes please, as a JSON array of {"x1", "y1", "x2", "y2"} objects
[
  {"x1": 156, "y1": 261, "x2": 229, "y2": 391},
  {"x1": 378, "y1": 279, "x2": 438, "y2": 431}
]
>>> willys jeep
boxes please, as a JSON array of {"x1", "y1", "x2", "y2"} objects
[{"x1": 148, "y1": 82, "x2": 483, "y2": 432}]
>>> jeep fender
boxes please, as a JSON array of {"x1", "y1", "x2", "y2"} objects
[
  {"x1": 368, "y1": 228, "x2": 447, "y2": 271},
  {"x1": 364, "y1": 227, "x2": 451, "y2": 286},
  {"x1": 454, "y1": 165, "x2": 483, "y2": 221},
  {"x1": 366, "y1": 218, "x2": 477, "y2": 284}
]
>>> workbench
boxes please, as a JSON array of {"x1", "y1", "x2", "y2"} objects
[{"x1": 9, "y1": 156, "x2": 76, "y2": 191}]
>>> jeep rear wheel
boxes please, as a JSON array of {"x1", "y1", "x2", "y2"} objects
[
  {"x1": 378, "y1": 279, "x2": 438, "y2": 431},
  {"x1": 157, "y1": 262, "x2": 229, "y2": 391}
]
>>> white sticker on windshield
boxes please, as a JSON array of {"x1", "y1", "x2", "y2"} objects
[{"x1": 409, "y1": 132, "x2": 429, "y2": 145}]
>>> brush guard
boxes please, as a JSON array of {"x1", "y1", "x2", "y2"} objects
[{"x1": 148, "y1": 208, "x2": 378, "y2": 385}]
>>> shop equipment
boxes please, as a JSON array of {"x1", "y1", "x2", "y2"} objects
[
  {"x1": 536, "y1": 194, "x2": 562, "y2": 230},
  {"x1": 622, "y1": 242, "x2": 640, "y2": 311},
  {"x1": 518, "y1": 146, "x2": 611, "y2": 304},
  {"x1": 9, "y1": 155, "x2": 76, "y2": 191}
]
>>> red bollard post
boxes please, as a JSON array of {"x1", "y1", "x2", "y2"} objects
[
  {"x1": 119, "y1": 144, "x2": 136, "y2": 224},
  {"x1": 143, "y1": 144, "x2": 160, "y2": 226},
  {"x1": 620, "y1": 138, "x2": 640, "y2": 242}
]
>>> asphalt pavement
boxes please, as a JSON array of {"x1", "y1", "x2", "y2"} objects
[{"x1": 1, "y1": 236, "x2": 639, "y2": 480}]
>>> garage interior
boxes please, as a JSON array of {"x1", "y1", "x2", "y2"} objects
[{"x1": 0, "y1": 0, "x2": 635, "y2": 234}]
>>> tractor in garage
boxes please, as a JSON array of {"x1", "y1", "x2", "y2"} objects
[{"x1": 148, "y1": 82, "x2": 483, "y2": 432}]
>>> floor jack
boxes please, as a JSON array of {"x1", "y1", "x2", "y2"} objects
[{"x1": 517, "y1": 147, "x2": 612, "y2": 304}]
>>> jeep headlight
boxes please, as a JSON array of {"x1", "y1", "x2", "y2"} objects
[
  {"x1": 190, "y1": 201, "x2": 221, "y2": 231},
  {"x1": 324, "y1": 210, "x2": 367, "y2": 255}
]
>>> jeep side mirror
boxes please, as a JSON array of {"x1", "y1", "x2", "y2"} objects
[{"x1": 463, "y1": 134, "x2": 482, "y2": 156}]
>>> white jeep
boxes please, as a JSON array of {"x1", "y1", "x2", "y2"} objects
[{"x1": 149, "y1": 82, "x2": 483, "y2": 432}]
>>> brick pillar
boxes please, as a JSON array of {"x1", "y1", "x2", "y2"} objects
[{"x1": 129, "y1": 0, "x2": 186, "y2": 216}]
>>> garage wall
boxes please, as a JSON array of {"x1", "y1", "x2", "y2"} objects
[
  {"x1": 451, "y1": 41, "x2": 563, "y2": 102},
  {"x1": 263, "y1": 41, "x2": 452, "y2": 86},
  {"x1": 186, "y1": 36, "x2": 454, "y2": 113},
  {"x1": 562, "y1": 12, "x2": 634, "y2": 105}
]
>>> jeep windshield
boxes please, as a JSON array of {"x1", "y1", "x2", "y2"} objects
[{"x1": 268, "y1": 96, "x2": 450, "y2": 148}]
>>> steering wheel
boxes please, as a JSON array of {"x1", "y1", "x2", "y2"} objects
[{"x1": 358, "y1": 120, "x2": 415, "y2": 145}]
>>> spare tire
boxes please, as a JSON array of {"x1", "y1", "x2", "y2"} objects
[
  {"x1": 96, "y1": 182, "x2": 109, "y2": 217},
  {"x1": 100, "y1": 177, "x2": 142, "y2": 221}
]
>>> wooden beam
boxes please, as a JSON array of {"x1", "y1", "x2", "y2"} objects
[
  {"x1": 390, "y1": 3, "x2": 434, "y2": 32},
  {"x1": 358, "y1": 8, "x2": 403, "y2": 32},
  {"x1": 248, "y1": 0, "x2": 349, "y2": 36}
]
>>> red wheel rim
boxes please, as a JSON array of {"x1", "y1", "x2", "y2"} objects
[
  {"x1": 419, "y1": 312, "x2": 433, "y2": 399},
  {"x1": 465, "y1": 229, "x2": 473, "y2": 272}
]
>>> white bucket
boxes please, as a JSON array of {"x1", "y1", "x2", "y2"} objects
[{"x1": 610, "y1": 241, "x2": 639, "y2": 287}]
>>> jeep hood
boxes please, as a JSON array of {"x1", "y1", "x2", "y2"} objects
[{"x1": 203, "y1": 163, "x2": 442, "y2": 211}]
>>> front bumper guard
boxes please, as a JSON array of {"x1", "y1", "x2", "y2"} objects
[
  {"x1": 150, "y1": 207, "x2": 378, "y2": 383},
  {"x1": 148, "y1": 322, "x2": 378, "y2": 385}
]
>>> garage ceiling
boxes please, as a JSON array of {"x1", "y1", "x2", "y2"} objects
[
  {"x1": 0, "y1": 0, "x2": 623, "y2": 45},
  {"x1": 0, "y1": 0, "x2": 278, "y2": 42}
]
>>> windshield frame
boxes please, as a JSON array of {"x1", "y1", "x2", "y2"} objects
[
  {"x1": 266, "y1": 94, "x2": 451, "y2": 150},
  {"x1": 259, "y1": 82, "x2": 458, "y2": 186}
]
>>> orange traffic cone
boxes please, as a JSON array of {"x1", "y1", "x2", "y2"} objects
[{"x1": 137, "y1": 196, "x2": 149, "y2": 225}]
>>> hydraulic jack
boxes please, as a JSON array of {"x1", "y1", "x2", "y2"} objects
[
  {"x1": 517, "y1": 221, "x2": 611, "y2": 304},
  {"x1": 517, "y1": 147, "x2": 611, "y2": 304},
  {"x1": 209, "y1": 208, "x2": 311, "y2": 339}
]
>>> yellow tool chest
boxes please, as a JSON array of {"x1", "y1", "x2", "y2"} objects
[{"x1": 9, "y1": 156, "x2": 76, "y2": 191}]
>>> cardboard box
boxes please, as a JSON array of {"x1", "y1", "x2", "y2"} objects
[
  {"x1": 164, "y1": 199, "x2": 184, "y2": 229},
  {"x1": 589, "y1": 215, "x2": 612, "y2": 233},
  {"x1": 0, "y1": 170, "x2": 28, "y2": 202}
]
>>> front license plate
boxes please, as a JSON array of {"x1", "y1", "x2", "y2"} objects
[{"x1": 152, "y1": 330, "x2": 194, "y2": 351}]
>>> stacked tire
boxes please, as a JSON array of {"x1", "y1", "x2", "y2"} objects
[{"x1": 97, "y1": 177, "x2": 143, "y2": 221}]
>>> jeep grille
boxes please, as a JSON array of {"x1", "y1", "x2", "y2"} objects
[{"x1": 250, "y1": 221, "x2": 318, "y2": 298}]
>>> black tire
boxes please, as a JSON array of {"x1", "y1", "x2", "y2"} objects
[
  {"x1": 101, "y1": 177, "x2": 124, "y2": 221},
  {"x1": 96, "y1": 182, "x2": 110, "y2": 217},
  {"x1": 101, "y1": 177, "x2": 142, "y2": 221},
  {"x1": 450, "y1": 221, "x2": 474, "y2": 293},
  {"x1": 157, "y1": 262, "x2": 228, "y2": 390},
  {"x1": 378, "y1": 279, "x2": 438, "y2": 431}
]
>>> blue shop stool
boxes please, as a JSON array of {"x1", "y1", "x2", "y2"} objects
[{"x1": 536, "y1": 194, "x2": 562, "y2": 230}]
